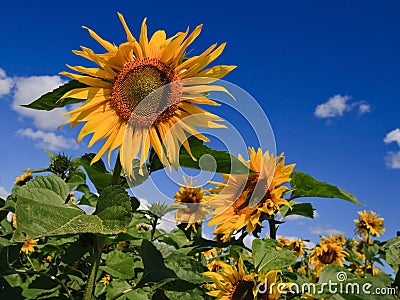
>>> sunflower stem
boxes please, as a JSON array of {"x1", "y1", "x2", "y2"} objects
[
  {"x1": 83, "y1": 236, "x2": 105, "y2": 300},
  {"x1": 268, "y1": 219, "x2": 277, "y2": 240},
  {"x1": 151, "y1": 216, "x2": 159, "y2": 241},
  {"x1": 83, "y1": 155, "x2": 123, "y2": 300}
]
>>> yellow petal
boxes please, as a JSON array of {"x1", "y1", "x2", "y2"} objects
[
  {"x1": 117, "y1": 13, "x2": 135, "y2": 42},
  {"x1": 82, "y1": 26, "x2": 117, "y2": 52},
  {"x1": 139, "y1": 18, "x2": 150, "y2": 57}
]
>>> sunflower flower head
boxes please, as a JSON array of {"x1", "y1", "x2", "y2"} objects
[
  {"x1": 203, "y1": 257, "x2": 256, "y2": 300},
  {"x1": 59, "y1": 13, "x2": 235, "y2": 177},
  {"x1": 174, "y1": 177, "x2": 209, "y2": 230},
  {"x1": 354, "y1": 210, "x2": 385, "y2": 239},
  {"x1": 257, "y1": 270, "x2": 287, "y2": 300},
  {"x1": 277, "y1": 236, "x2": 290, "y2": 247},
  {"x1": 309, "y1": 242, "x2": 348, "y2": 276},
  {"x1": 100, "y1": 274, "x2": 112, "y2": 285},
  {"x1": 14, "y1": 169, "x2": 32, "y2": 186},
  {"x1": 208, "y1": 148, "x2": 295, "y2": 241},
  {"x1": 288, "y1": 239, "x2": 305, "y2": 258},
  {"x1": 21, "y1": 236, "x2": 39, "y2": 254}
]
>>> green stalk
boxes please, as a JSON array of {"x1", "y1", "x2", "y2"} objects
[
  {"x1": 83, "y1": 154, "x2": 122, "y2": 300},
  {"x1": 268, "y1": 219, "x2": 277, "y2": 240}
]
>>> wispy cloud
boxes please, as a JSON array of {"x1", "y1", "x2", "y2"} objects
[
  {"x1": 17, "y1": 128, "x2": 79, "y2": 151},
  {"x1": 384, "y1": 128, "x2": 400, "y2": 146},
  {"x1": 309, "y1": 226, "x2": 343, "y2": 236},
  {"x1": 314, "y1": 94, "x2": 371, "y2": 119},
  {"x1": 384, "y1": 128, "x2": 400, "y2": 169},
  {"x1": 358, "y1": 104, "x2": 371, "y2": 115}
]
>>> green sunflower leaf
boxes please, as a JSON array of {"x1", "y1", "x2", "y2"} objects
[
  {"x1": 150, "y1": 136, "x2": 251, "y2": 174},
  {"x1": 22, "y1": 80, "x2": 87, "y2": 111},
  {"x1": 12, "y1": 176, "x2": 132, "y2": 241},
  {"x1": 100, "y1": 250, "x2": 135, "y2": 280},
  {"x1": 381, "y1": 236, "x2": 400, "y2": 267},
  {"x1": 289, "y1": 171, "x2": 361, "y2": 205},
  {"x1": 280, "y1": 202, "x2": 315, "y2": 219},
  {"x1": 252, "y1": 239, "x2": 297, "y2": 273},
  {"x1": 78, "y1": 154, "x2": 112, "y2": 193}
]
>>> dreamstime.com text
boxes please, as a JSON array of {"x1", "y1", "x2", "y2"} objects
[{"x1": 257, "y1": 272, "x2": 397, "y2": 296}]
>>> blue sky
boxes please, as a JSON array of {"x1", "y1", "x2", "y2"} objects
[{"x1": 0, "y1": 0, "x2": 399, "y2": 245}]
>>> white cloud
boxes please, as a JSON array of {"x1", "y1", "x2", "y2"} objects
[
  {"x1": 358, "y1": 104, "x2": 371, "y2": 115},
  {"x1": 309, "y1": 226, "x2": 343, "y2": 236},
  {"x1": 385, "y1": 151, "x2": 400, "y2": 169},
  {"x1": 314, "y1": 94, "x2": 371, "y2": 119},
  {"x1": 384, "y1": 129, "x2": 400, "y2": 169},
  {"x1": 384, "y1": 128, "x2": 400, "y2": 147},
  {"x1": 12, "y1": 76, "x2": 68, "y2": 130},
  {"x1": 0, "y1": 186, "x2": 9, "y2": 199},
  {"x1": 17, "y1": 128, "x2": 78, "y2": 151},
  {"x1": 315, "y1": 95, "x2": 351, "y2": 118},
  {"x1": 0, "y1": 67, "x2": 13, "y2": 98}
]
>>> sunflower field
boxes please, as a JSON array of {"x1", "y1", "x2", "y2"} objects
[{"x1": 0, "y1": 14, "x2": 399, "y2": 300}]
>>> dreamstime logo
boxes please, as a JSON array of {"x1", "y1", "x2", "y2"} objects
[
  {"x1": 257, "y1": 271, "x2": 396, "y2": 296},
  {"x1": 123, "y1": 78, "x2": 277, "y2": 224}
]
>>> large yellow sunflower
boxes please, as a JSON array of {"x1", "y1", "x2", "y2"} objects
[
  {"x1": 208, "y1": 148, "x2": 295, "y2": 241},
  {"x1": 60, "y1": 13, "x2": 235, "y2": 176},
  {"x1": 174, "y1": 177, "x2": 209, "y2": 230},
  {"x1": 354, "y1": 210, "x2": 385, "y2": 238},
  {"x1": 203, "y1": 257, "x2": 256, "y2": 300}
]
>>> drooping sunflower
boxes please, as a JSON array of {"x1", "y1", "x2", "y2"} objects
[
  {"x1": 288, "y1": 239, "x2": 305, "y2": 258},
  {"x1": 174, "y1": 177, "x2": 209, "y2": 230},
  {"x1": 20, "y1": 236, "x2": 38, "y2": 254},
  {"x1": 203, "y1": 257, "x2": 256, "y2": 300},
  {"x1": 354, "y1": 210, "x2": 385, "y2": 238},
  {"x1": 60, "y1": 13, "x2": 235, "y2": 176},
  {"x1": 14, "y1": 169, "x2": 32, "y2": 186},
  {"x1": 277, "y1": 236, "x2": 290, "y2": 247},
  {"x1": 208, "y1": 148, "x2": 295, "y2": 241},
  {"x1": 309, "y1": 242, "x2": 348, "y2": 276}
]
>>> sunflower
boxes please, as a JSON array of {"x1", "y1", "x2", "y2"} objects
[
  {"x1": 289, "y1": 239, "x2": 305, "y2": 258},
  {"x1": 320, "y1": 233, "x2": 346, "y2": 246},
  {"x1": 203, "y1": 257, "x2": 256, "y2": 300},
  {"x1": 14, "y1": 169, "x2": 32, "y2": 186},
  {"x1": 309, "y1": 242, "x2": 348, "y2": 276},
  {"x1": 99, "y1": 274, "x2": 111, "y2": 286},
  {"x1": 277, "y1": 236, "x2": 290, "y2": 247},
  {"x1": 208, "y1": 148, "x2": 295, "y2": 241},
  {"x1": 60, "y1": 13, "x2": 235, "y2": 176},
  {"x1": 354, "y1": 210, "x2": 385, "y2": 238},
  {"x1": 174, "y1": 177, "x2": 209, "y2": 230},
  {"x1": 257, "y1": 270, "x2": 286, "y2": 300},
  {"x1": 21, "y1": 236, "x2": 38, "y2": 254}
]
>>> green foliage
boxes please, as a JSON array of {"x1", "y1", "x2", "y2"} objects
[
  {"x1": 381, "y1": 236, "x2": 400, "y2": 268},
  {"x1": 22, "y1": 80, "x2": 87, "y2": 111},
  {"x1": 12, "y1": 176, "x2": 132, "y2": 241},
  {"x1": 280, "y1": 201, "x2": 315, "y2": 219},
  {"x1": 100, "y1": 250, "x2": 135, "y2": 280},
  {"x1": 252, "y1": 238, "x2": 297, "y2": 273},
  {"x1": 290, "y1": 171, "x2": 361, "y2": 205}
]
